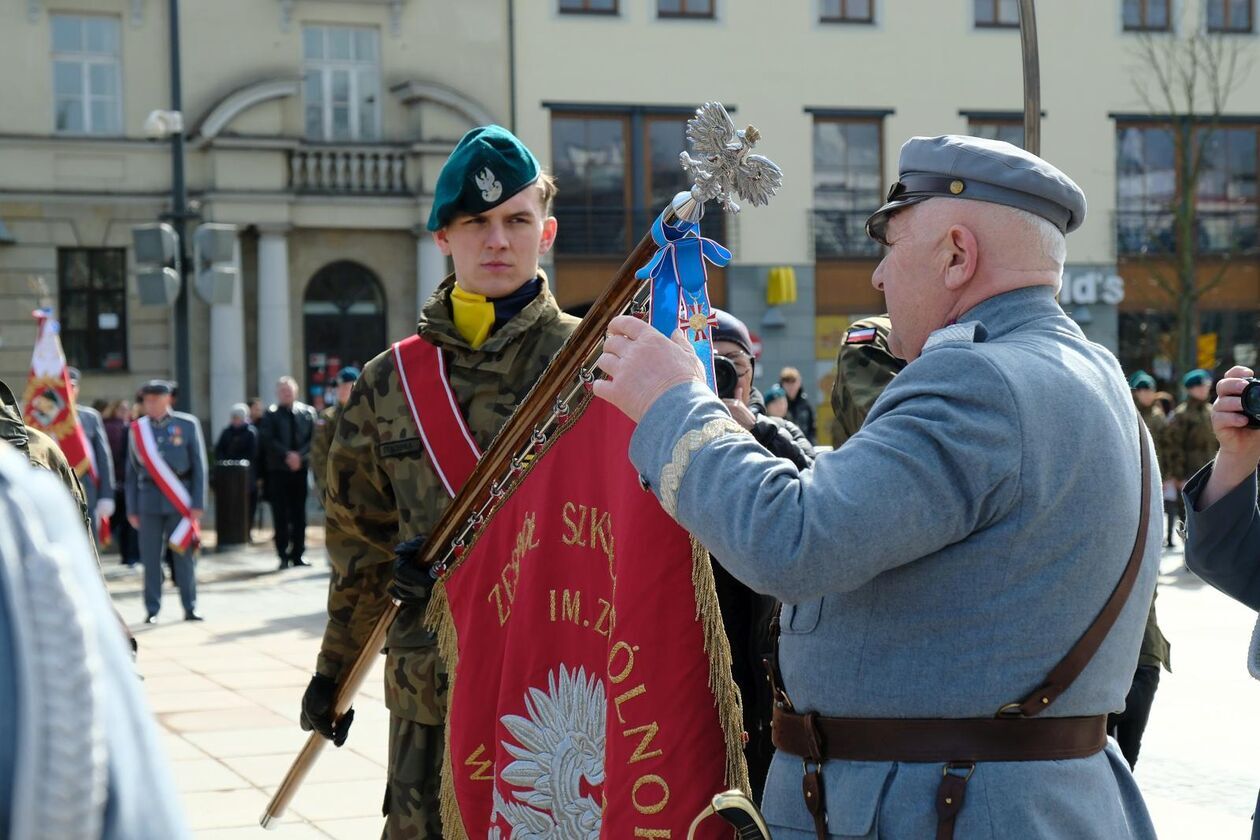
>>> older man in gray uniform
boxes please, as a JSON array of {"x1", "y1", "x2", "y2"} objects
[
  {"x1": 68, "y1": 367, "x2": 115, "y2": 541},
  {"x1": 595, "y1": 136, "x2": 1160, "y2": 839},
  {"x1": 124, "y1": 380, "x2": 206, "y2": 624}
]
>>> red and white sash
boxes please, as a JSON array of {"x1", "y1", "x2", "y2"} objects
[
  {"x1": 132, "y1": 416, "x2": 199, "y2": 551},
  {"x1": 392, "y1": 335, "x2": 481, "y2": 498}
]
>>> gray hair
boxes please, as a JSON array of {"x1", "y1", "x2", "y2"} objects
[
  {"x1": 277, "y1": 376, "x2": 298, "y2": 390},
  {"x1": 230, "y1": 403, "x2": 249, "y2": 420}
]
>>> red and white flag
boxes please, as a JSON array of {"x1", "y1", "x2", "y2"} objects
[
  {"x1": 22, "y1": 309, "x2": 93, "y2": 479},
  {"x1": 429, "y1": 398, "x2": 747, "y2": 839}
]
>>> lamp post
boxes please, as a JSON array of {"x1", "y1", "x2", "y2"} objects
[{"x1": 145, "y1": 0, "x2": 193, "y2": 413}]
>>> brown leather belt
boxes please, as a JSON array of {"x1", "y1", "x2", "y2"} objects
[{"x1": 772, "y1": 706, "x2": 1108, "y2": 763}]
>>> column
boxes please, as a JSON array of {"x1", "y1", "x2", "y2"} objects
[
  {"x1": 208, "y1": 235, "x2": 246, "y2": 430},
  {"x1": 415, "y1": 220, "x2": 446, "y2": 311},
  {"x1": 257, "y1": 225, "x2": 292, "y2": 396}
]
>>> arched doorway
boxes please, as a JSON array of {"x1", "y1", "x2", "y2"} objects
[{"x1": 302, "y1": 261, "x2": 386, "y2": 408}]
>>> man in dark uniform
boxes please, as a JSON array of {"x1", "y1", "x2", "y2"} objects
[
  {"x1": 124, "y1": 380, "x2": 206, "y2": 623},
  {"x1": 258, "y1": 376, "x2": 317, "y2": 569}
]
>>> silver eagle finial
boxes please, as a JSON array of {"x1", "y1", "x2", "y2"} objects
[{"x1": 677, "y1": 102, "x2": 783, "y2": 220}]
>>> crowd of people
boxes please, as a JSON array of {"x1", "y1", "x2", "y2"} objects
[{"x1": 6, "y1": 123, "x2": 1260, "y2": 840}]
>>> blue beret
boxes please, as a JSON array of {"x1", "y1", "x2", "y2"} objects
[
  {"x1": 1182, "y1": 369, "x2": 1211, "y2": 388},
  {"x1": 426, "y1": 125, "x2": 541, "y2": 231},
  {"x1": 338, "y1": 366, "x2": 361, "y2": 383},
  {"x1": 764, "y1": 384, "x2": 787, "y2": 403},
  {"x1": 867, "y1": 135, "x2": 1087, "y2": 244},
  {"x1": 1128, "y1": 370, "x2": 1156, "y2": 390}
]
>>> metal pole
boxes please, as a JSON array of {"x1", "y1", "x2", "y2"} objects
[
  {"x1": 169, "y1": 0, "x2": 192, "y2": 413},
  {"x1": 1018, "y1": 0, "x2": 1041, "y2": 156}
]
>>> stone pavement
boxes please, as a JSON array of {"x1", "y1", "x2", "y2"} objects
[{"x1": 103, "y1": 531, "x2": 1259, "y2": 839}]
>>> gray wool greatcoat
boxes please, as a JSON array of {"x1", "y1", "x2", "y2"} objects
[{"x1": 627, "y1": 286, "x2": 1160, "y2": 839}]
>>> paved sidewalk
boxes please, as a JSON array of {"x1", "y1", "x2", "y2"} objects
[
  {"x1": 107, "y1": 530, "x2": 390, "y2": 839},
  {"x1": 104, "y1": 533, "x2": 1259, "y2": 838}
]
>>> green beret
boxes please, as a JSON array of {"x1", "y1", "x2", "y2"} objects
[
  {"x1": 1128, "y1": 370, "x2": 1156, "y2": 391},
  {"x1": 1182, "y1": 368, "x2": 1211, "y2": 388},
  {"x1": 426, "y1": 125, "x2": 541, "y2": 231}
]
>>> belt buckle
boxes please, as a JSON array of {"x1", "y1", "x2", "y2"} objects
[{"x1": 995, "y1": 701, "x2": 1025, "y2": 719}]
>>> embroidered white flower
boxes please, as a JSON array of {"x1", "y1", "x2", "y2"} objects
[{"x1": 475, "y1": 167, "x2": 503, "y2": 203}]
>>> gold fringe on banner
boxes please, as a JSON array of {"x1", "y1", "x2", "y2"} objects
[
  {"x1": 690, "y1": 535, "x2": 752, "y2": 794},
  {"x1": 425, "y1": 582, "x2": 469, "y2": 840}
]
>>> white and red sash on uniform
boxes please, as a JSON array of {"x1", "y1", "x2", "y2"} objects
[
  {"x1": 392, "y1": 335, "x2": 481, "y2": 499},
  {"x1": 132, "y1": 415, "x2": 200, "y2": 551}
]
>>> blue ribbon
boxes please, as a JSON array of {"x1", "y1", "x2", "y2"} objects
[{"x1": 634, "y1": 204, "x2": 732, "y2": 391}]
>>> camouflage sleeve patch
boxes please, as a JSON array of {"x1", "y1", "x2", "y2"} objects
[{"x1": 830, "y1": 316, "x2": 906, "y2": 449}]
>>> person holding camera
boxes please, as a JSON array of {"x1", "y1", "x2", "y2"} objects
[
  {"x1": 711, "y1": 309, "x2": 814, "y2": 471},
  {"x1": 1182, "y1": 365, "x2": 1260, "y2": 838}
]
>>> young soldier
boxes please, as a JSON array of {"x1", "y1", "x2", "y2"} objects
[
  {"x1": 310, "y1": 365, "x2": 359, "y2": 507},
  {"x1": 301, "y1": 126, "x2": 579, "y2": 838}
]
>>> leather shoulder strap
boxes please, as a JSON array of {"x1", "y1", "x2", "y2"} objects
[
  {"x1": 392, "y1": 334, "x2": 481, "y2": 499},
  {"x1": 1006, "y1": 412, "x2": 1152, "y2": 718}
]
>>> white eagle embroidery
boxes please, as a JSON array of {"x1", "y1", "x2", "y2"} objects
[
  {"x1": 489, "y1": 666, "x2": 606, "y2": 840},
  {"x1": 475, "y1": 167, "x2": 503, "y2": 203}
]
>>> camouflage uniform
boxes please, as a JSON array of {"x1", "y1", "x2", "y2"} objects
[
  {"x1": 318, "y1": 275, "x2": 578, "y2": 838},
  {"x1": 310, "y1": 402, "x2": 341, "y2": 506},
  {"x1": 828, "y1": 315, "x2": 906, "y2": 447},
  {"x1": 1165, "y1": 396, "x2": 1218, "y2": 483},
  {"x1": 1136, "y1": 398, "x2": 1170, "y2": 482}
]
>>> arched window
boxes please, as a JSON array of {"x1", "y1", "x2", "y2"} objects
[{"x1": 302, "y1": 261, "x2": 386, "y2": 408}]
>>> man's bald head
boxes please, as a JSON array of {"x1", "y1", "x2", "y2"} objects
[{"x1": 871, "y1": 198, "x2": 1066, "y2": 360}]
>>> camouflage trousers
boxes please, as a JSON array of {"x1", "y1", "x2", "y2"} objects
[{"x1": 382, "y1": 714, "x2": 444, "y2": 840}]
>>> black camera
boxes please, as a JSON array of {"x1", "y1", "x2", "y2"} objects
[
  {"x1": 1241, "y1": 377, "x2": 1260, "y2": 428},
  {"x1": 713, "y1": 355, "x2": 739, "y2": 400}
]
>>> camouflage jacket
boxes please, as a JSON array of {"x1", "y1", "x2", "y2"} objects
[
  {"x1": 1135, "y1": 397, "x2": 1170, "y2": 480},
  {"x1": 317, "y1": 275, "x2": 579, "y2": 723},
  {"x1": 829, "y1": 315, "x2": 906, "y2": 448},
  {"x1": 310, "y1": 403, "x2": 341, "y2": 505},
  {"x1": 1166, "y1": 397, "x2": 1218, "y2": 481}
]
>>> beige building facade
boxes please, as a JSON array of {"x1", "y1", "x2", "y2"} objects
[
  {"x1": 2, "y1": 0, "x2": 1259, "y2": 443},
  {"x1": 0, "y1": 0, "x2": 507, "y2": 429}
]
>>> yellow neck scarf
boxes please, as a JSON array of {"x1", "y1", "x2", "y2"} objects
[{"x1": 450, "y1": 284, "x2": 495, "y2": 349}]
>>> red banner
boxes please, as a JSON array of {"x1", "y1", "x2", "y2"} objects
[
  {"x1": 21, "y1": 311, "x2": 92, "y2": 478},
  {"x1": 432, "y1": 397, "x2": 745, "y2": 839}
]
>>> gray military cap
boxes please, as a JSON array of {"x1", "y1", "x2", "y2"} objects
[{"x1": 866, "y1": 135, "x2": 1087, "y2": 245}]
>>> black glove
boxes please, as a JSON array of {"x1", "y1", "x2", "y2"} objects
[
  {"x1": 300, "y1": 673, "x2": 354, "y2": 747},
  {"x1": 389, "y1": 534, "x2": 434, "y2": 607}
]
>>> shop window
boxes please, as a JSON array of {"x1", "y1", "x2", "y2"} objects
[
  {"x1": 1123, "y1": 0, "x2": 1171, "y2": 31},
  {"x1": 821, "y1": 0, "x2": 873, "y2": 23},
  {"x1": 1207, "y1": 0, "x2": 1253, "y2": 33},
  {"x1": 813, "y1": 117, "x2": 883, "y2": 258},
  {"x1": 58, "y1": 248, "x2": 128, "y2": 372}
]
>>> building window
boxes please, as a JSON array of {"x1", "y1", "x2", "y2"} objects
[
  {"x1": 58, "y1": 249, "x2": 127, "y2": 372},
  {"x1": 51, "y1": 15, "x2": 122, "y2": 135},
  {"x1": 821, "y1": 0, "x2": 873, "y2": 23},
  {"x1": 1208, "y1": 0, "x2": 1254, "y2": 32},
  {"x1": 813, "y1": 117, "x2": 883, "y2": 258},
  {"x1": 302, "y1": 25, "x2": 381, "y2": 142},
  {"x1": 1123, "y1": 0, "x2": 1171, "y2": 31},
  {"x1": 559, "y1": 0, "x2": 618, "y2": 13},
  {"x1": 551, "y1": 110, "x2": 727, "y2": 255},
  {"x1": 1116, "y1": 123, "x2": 1259, "y2": 256},
  {"x1": 658, "y1": 0, "x2": 714, "y2": 18},
  {"x1": 969, "y1": 119, "x2": 1025, "y2": 148},
  {"x1": 974, "y1": 0, "x2": 1019, "y2": 28}
]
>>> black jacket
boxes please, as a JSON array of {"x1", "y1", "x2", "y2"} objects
[
  {"x1": 748, "y1": 387, "x2": 816, "y2": 470},
  {"x1": 257, "y1": 402, "x2": 316, "y2": 473},
  {"x1": 786, "y1": 391, "x2": 816, "y2": 444},
  {"x1": 215, "y1": 423, "x2": 259, "y2": 480}
]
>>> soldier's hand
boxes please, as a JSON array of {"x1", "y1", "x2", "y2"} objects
[
  {"x1": 127, "y1": 514, "x2": 140, "y2": 529},
  {"x1": 389, "y1": 535, "x2": 434, "y2": 607},
  {"x1": 301, "y1": 673, "x2": 354, "y2": 746}
]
